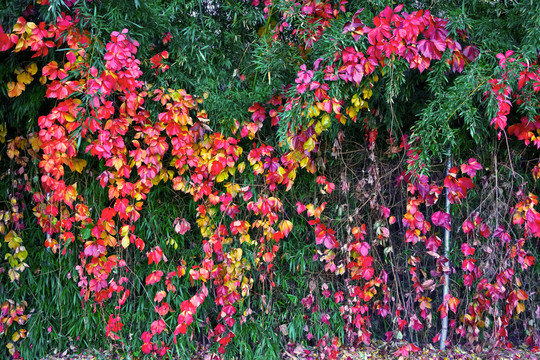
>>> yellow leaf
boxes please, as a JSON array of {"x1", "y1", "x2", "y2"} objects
[
  {"x1": 306, "y1": 159, "x2": 316, "y2": 173},
  {"x1": 303, "y1": 137, "x2": 315, "y2": 152},
  {"x1": 8, "y1": 268, "x2": 19, "y2": 282},
  {"x1": 28, "y1": 133, "x2": 41, "y2": 151},
  {"x1": 107, "y1": 234, "x2": 117, "y2": 247},
  {"x1": 6, "y1": 342, "x2": 15, "y2": 355},
  {"x1": 232, "y1": 248, "x2": 243, "y2": 262},
  {"x1": 5, "y1": 231, "x2": 22, "y2": 249},
  {"x1": 15, "y1": 247, "x2": 27, "y2": 261},
  {"x1": 166, "y1": 238, "x2": 178, "y2": 250},
  {"x1": 237, "y1": 162, "x2": 245, "y2": 173},
  {"x1": 120, "y1": 225, "x2": 130, "y2": 237},
  {"x1": 216, "y1": 170, "x2": 228, "y2": 182},
  {"x1": 347, "y1": 106, "x2": 358, "y2": 119},
  {"x1": 0, "y1": 123, "x2": 6, "y2": 143},
  {"x1": 25, "y1": 63, "x2": 38, "y2": 76},
  {"x1": 362, "y1": 88, "x2": 373, "y2": 99},
  {"x1": 252, "y1": 162, "x2": 262, "y2": 175},
  {"x1": 14, "y1": 262, "x2": 28, "y2": 273},
  {"x1": 279, "y1": 220, "x2": 293, "y2": 237},
  {"x1": 25, "y1": 22, "x2": 37, "y2": 34},
  {"x1": 121, "y1": 236, "x2": 130, "y2": 249},
  {"x1": 321, "y1": 114, "x2": 331, "y2": 130},
  {"x1": 314, "y1": 121, "x2": 323, "y2": 135},
  {"x1": 71, "y1": 158, "x2": 87, "y2": 173},
  {"x1": 64, "y1": 113, "x2": 75, "y2": 122},
  {"x1": 300, "y1": 156, "x2": 309, "y2": 168},
  {"x1": 16, "y1": 71, "x2": 33, "y2": 85},
  {"x1": 240, "y1": 234, "x2": 251, "y2": 244},
  {"x1": 359, "y1": 99, "x2": 368, "y2": 109},
  {"x1": 288, "y1": 168, "x2": 297, "y2": 181},
  {"x1": 351, "y1": 93, "x2": 360, "y2": 107},
  {"x1": 307, "y1": 105, "x2": 320, "y2": 118},
  {"x1": 14, "y1": 38, "x2": 26, "y2": 53}
]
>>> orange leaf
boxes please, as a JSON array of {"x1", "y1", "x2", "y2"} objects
[
  {"x1": 263, "y1": 252, "x2": 274, "y2": 263},
  {"x1": 7, "y1": 82, "x2": 24, "y2": 97},
  {"x1": 279, "y1": 220, "x2": 293, "y2": 237},
  {"x1": 448, "y1": 296, "x2": 460, "y2": 313}
]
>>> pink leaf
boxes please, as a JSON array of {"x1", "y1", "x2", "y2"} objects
[
  {"x1": 431, "y1": 211, "x2": 451, "y2": 231},
  {"x1": 359, "y1": 241, "x2": 370, "y2": 256},
  {"x1": 174, "y1": 218, "x2": 191, "y2": 235},
  {"x1": 461, "y1": 158, "x2": 482, "y2": 178},
  {"x1": 461, "y1": 243, "x2": 475, "y2": 256},
  {"x1": 462, "y1": 220, "x2": 474, "y2": 233}
]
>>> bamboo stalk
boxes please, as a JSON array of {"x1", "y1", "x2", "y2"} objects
[{"x1": 440, "y1": 156, "x2": 451, "y2": 350}]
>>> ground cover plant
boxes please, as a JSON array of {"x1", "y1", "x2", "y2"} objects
[{"x1": 0, "y1": 0, "x2": 539, "y2": 359}]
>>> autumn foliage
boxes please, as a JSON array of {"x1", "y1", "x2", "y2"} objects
[{"x1": 0, "y1": 1, "x2": 539, "y2": 359}]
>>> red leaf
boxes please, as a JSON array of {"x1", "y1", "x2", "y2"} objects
[
  {"x1": 526, "y1": 208, "x2": 540, "y2": 237},
  {"x1": 417, "y1": 38, "x2": 445, "y2": 60},
  {"x1": 174, "y1": 322, "x2": 187, "y2": 335},
  {"x1": 101, "y1": 207, "x2": 117, "y2": 220},
  {"x1": 491, "y1": 115, "x2": 508, "y2": 130},
  {"x1": 146, "y1": 270, "x2": 164, "y2": 286},
  {"x1": 462, "y1": 258, "x2": 477, "y2": 272},
  {"x1": 141, "y1": 343, "x2": 153, "y2": 354},
  {"x1": 394, "y1": 343, "x2": 420, "y2": 357},
  {"x1": 461, "y1": 158, "x2": 482, "y2": 177},
  {"x1": 154, "y1": 291, "x2": 166, "y2": 303},
  {"x1": 409, "y1": 314, "x2": 423, "y2": 331},
  {"x1": 463, "y1": 274, "x2": 474, "y2": 287},
  {"x1": 155, "y1": 303, "x2": 170, "y2": 316},
  {"x1": 351, "y1": 224, "x2": 366, "y2": 240},
  {"x1": 460, "y1": 243, "x2": 475, "y2": 256},
  {"x1": 141, "y1": 331, "x2": 152, "y2": 343},
  {"x1": 221, "y1": 305, "x2": 236, "y2": 317},
  {"x1": 437, "y1": 302, "x2": 448, "y2": 319},
  {"x1": 334, "y1": 291, "x2": 344, "y2": 304},
  {"x1": 151, "y1": 319, "x2": 166, "y2": 335},
  {"x1": 425, "y1": 235, "x2": 441, "y2": 252},
  {"x1": 147, "y1": 246, "x2": 164, "y2": 265},
  {"x1": 181, "y1": 299, "x2": 197, "y2": 313},
  {"x1": 479, "y1": 223, "x2": 490, "y2": 238}
]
